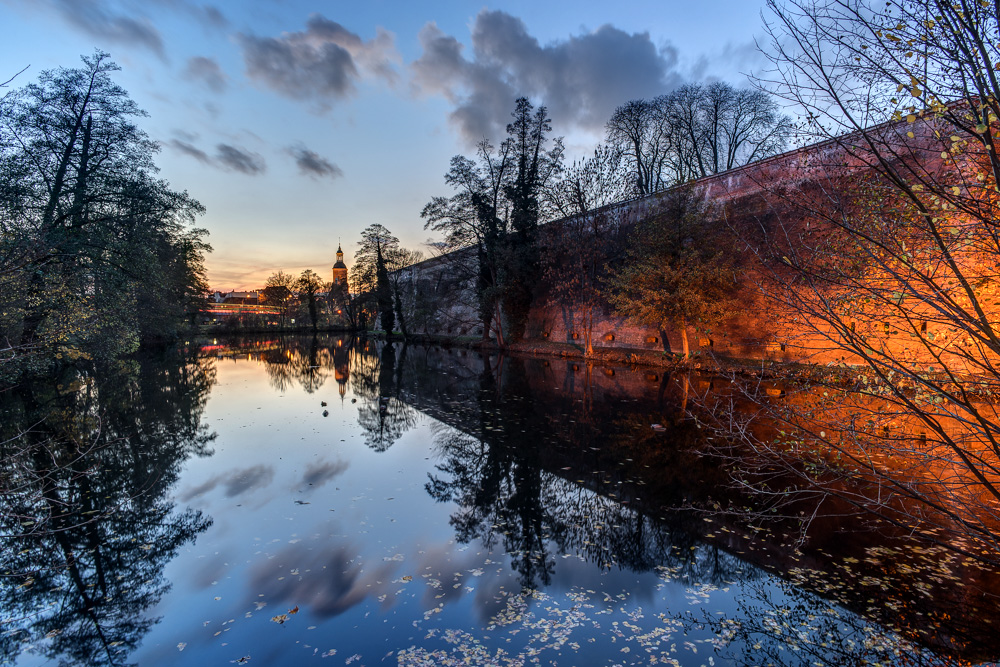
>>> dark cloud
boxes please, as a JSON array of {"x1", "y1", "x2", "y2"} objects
[
  {"x1": 411, "y1": 10, "x2": 683, "y2": 144},
  {"x1": 237, "y1": 14, "x2": 398, "y2": 107},
  {"x1": 168, "y1": 139, "x2": 211, "y2": 163},
  {"x1": 167, "y1": 137, "x2": 267, "y2": 176},
  {"x1": 287, "y1": 145, "x2": 344, "y2": 180},
  {"x1": 215, "y1": 143, "x2": 266, "y2": 175},
  {"x1": 185, "y1": 3, "x2": 227, "y2": 29},
  {"x1": 178, "y1": 464, "x2": 275, "y2": 501},
  {"x1": 50, "y1": 0, "x2": 164, "y2": 58},
  {"x1": 184, "y1": 55, "x2": 227, "y2": 92}
]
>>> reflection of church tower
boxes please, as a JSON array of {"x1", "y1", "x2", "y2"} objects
[
  {"x1": 332, "y1": 244, "x2": 348, "y2": 288},
  {"x1": 334, "y1": 338, "x2": 350, "y2": 400}
]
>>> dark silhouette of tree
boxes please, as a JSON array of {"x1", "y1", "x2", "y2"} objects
[
  {"x1": 295, "y1": 268, "x2": 325, "y2": 331},
  {"x1": 501, "y1": 98, "x2": 563, "y2": 342},
  {"x1": 0, "y1": 51, "x2": 208, "y2": 377},
  {"x1": 605, "y1": 83, "x2": 789, "y2": 195},
  {"x1": 423, "y1": 140, "x2": 513, "y2": 343},
  {"x1": 354, "y1": 224, "x2": 398, "y2": 333}
]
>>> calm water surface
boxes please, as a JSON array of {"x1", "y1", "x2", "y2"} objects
[{"x1": 2, "y1": 335, "x2": 998, "y2": 666}]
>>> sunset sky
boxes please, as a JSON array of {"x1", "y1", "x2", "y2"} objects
[{"x1": 0, "y1": 0, "x2": 773, "y2": 289}]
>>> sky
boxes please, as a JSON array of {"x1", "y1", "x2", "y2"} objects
[{"x1": 0, "y1": 0, "x2": 774, "y2": 289}]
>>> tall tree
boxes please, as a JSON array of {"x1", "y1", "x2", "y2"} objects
[
  {"x1": 295, "y1": 269, "x2": 325, "y2": 331},
  {"x1": 423, "y1": 140, "x2": 513, "y2": 343},
  {"x1": 0, "y1": 51, "x2": 208, "y2": 376},
  {"x1": 501, "y1": 98, "x2": 563, "y2": 342},
  {"x1": 355, "y1": 224, "x2": 398, "y2": 333}
]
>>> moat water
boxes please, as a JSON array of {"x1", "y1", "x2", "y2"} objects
[{"x1": 1, "y1": 335, "x2": 998, "y2": 666}]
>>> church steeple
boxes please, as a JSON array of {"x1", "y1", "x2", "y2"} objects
[{"x1": 332, "y1": 243, "x2": 347, "y2": 286}]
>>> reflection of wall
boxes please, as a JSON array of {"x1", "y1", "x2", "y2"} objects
[{"x1": 384, "y1": 344, "x2": 1000, "y2": 660}]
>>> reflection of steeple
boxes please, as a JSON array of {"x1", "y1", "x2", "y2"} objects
[{"x1": 334, "y1": 337, "x2": 350, "y2": 401}]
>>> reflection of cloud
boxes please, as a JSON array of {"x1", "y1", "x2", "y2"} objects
[
  {"x1": 242, "y1": 537, "x2": 503, "y2": 622},
  {"x1": 411, "y1": 10, "x2": 682, "y2": 144},
  {"x1": 179, "y1": 464, "x2": 275, "y2": 501},
  {"x1": 295, "y1": 459, "x2": 349, "y2": 491},
  {"x1": 286, "y1": 145, "x2": 343, "y2": 180},
  {"x1": 237, "y1": 14, "x2": 399, "y2": 107},
  {"x1": 184, "y1": 55, "x2": 227, "y2": 92},
  {"x1": 246, "y1": 541, "x2": 394, "y2": 618}
]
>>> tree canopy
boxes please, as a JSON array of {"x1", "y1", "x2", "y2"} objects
[{"x1": 0, "y1": 51, "x2": 209, "y2": 378}]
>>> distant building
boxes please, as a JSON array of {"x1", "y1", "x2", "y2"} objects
[{"x1": 332, "y1": 244, "x2": 348, "y2": 288}]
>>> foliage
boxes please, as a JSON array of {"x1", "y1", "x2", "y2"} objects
[
  {"x1": 604, "y1": 189, "x2": 742, "y2": 358},
  {"x1": 422, "y1": 140, "x2": 512, "y2": 342},
  {"x1": 422, "y1": 97, "x2": 562, "y2": 344},
  {"x1": 295, "y1": 268, "x2": 325, "y2": 331},
  {"x1": 541, "y1": 145, "x2": 630, "y2": 354},
  {"x1": 714, "y1": 0, "x2": 1000, "y2": 562},
  {"x1": 0, "y1": 51, "x2": 209, "y2": 379},
  {"x1": 354, "y1": 224, "x2": 398, "y2": 332}
]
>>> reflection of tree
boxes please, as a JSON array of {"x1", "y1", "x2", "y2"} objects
[
  {"x1": 259, "y1": 336, "x2": 334, "y2": 394},
  {"x1": 353, "y1": 342, "x2": 419, "y2": 452},
  {"x1": 420, "y1": 355, "x2": 743, "y2": 589},
  {"x1": 683, "y1": 565, "x2": 968, "y2": 667},
  {"x1": 0, "y1": 350, "x2": 215, "y2": 666}
]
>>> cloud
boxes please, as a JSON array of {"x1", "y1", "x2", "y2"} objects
[
  {"x1": 167, "y1": 139, "x2": 266, "y2": 175},
  {"x1": 411, "y1": 11, "x2": 683, "y2": 144},
  {"x1": 287, "y1": 145, "x2": 343, "y2": 180},
  {"x1": 49, "y1": 0, "x2": 165, "y2": 58},
  {"x1": 168, "y1": 139, "x2": 211, "y2": 163},
  {"x1": 184, "y1": 55, "x2": 227, "y2": 92},
  {"x1": 215, "y1": 143, "x2": 266, "y2": 175},
  {"x1": 237, "y1": 14, "x2": 399, "y2": 107}
]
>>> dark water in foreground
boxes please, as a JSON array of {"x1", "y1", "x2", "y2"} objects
[{"x1": 2, "y1": 335, "x2": 999, "y2": 666}]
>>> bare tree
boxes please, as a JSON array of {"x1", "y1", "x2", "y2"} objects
[
  {"x1": 606, "y1": 84, "x2": 790, "y2": 194},
  {"x1": 542, "y1": 145, "x2": 630, "y2": 355},
  {"x1": 385, "y1": 247, "x2": 424, "y2": 338},
  {"x1": 710, "y1": 0, "x2": 1000, "y2": 562}
]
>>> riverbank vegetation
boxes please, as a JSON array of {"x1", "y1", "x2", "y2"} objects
[{"x1": 0, "y1": 51, "x2": 210, "y2": 382}]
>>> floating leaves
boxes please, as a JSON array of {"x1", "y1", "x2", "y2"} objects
[{"x1": 270, "y1": 606, "x2": 299, "y2": 625}]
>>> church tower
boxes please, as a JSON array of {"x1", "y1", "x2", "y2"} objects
[{"x1": 332, "y1": 244, "x2": 348, "y2": 288}]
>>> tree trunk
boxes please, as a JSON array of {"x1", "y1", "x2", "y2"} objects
[
  {"x1": 659, "y1": 329, "x2": 671, "y2": 355},
  {"x1": 679, "y1": 320, "x2": 690, "y2": 359}
]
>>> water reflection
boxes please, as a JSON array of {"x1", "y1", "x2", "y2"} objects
[
  {"x1": 6, "y1": 335, "x2": 998, "y2": 666},
  {"x1": 351, "y1": 339, "x2": 1000, "y2": 663},
  {"x1": 0, "y1": 349, "x2": 215, "y2": 666}
]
